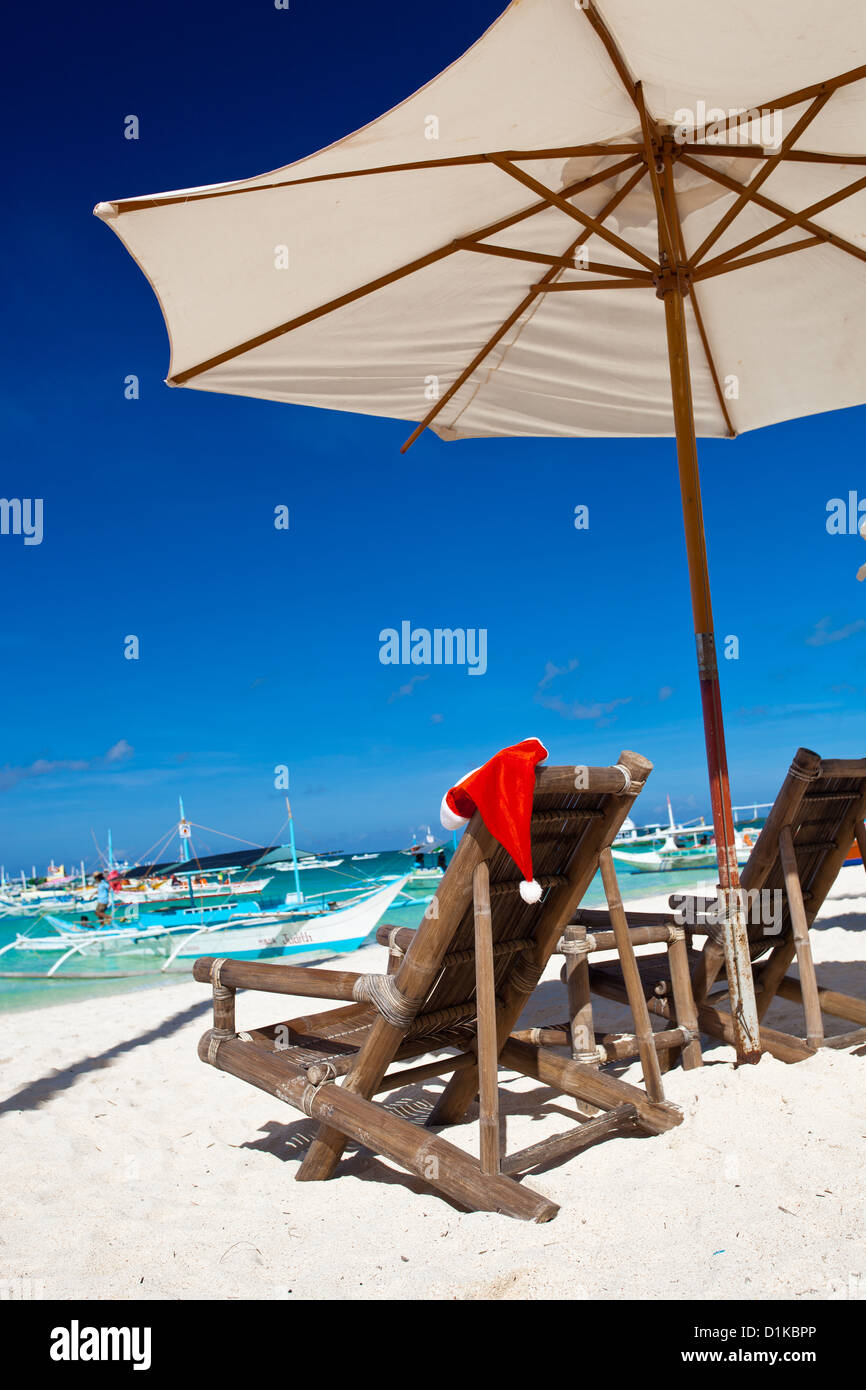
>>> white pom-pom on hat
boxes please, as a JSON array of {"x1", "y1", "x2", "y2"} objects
[
  {"x1": 440, "y1": 793, "x2": 468, "y2": 831},
  {"x1": 519, "y1": 879, "x2": 543, "y2": 904}
]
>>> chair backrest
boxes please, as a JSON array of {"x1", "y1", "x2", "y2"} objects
[
  {"x1": 738, "y1": 749, "x2": 866, "y2": 950},
  {"x1": 388, "y1": 750, "x2": 652, "y2": 1028},
  {"x1": 672, "y1": 751, "x2": 866, "y2": 955}
]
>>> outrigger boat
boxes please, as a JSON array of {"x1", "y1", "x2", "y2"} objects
[
  {"x1": 113, "y1": 875, "x2": 270, "y2": 905},
  {"x1": 401, "y1": 827, "x2": 449, "y2": 884},
  {"x1": 164, "y1": 874, "x2": 409, "y2": 965},
  {"x1": 611, "y1": 796, "x2": 759, "y2": 873},
  {"x1": 0, "y1": 876, "x2": 410, "y2": 979},
  {"x1": 612, "y1": 826, "x2": 758, "y2": 873},
  {"x1": 268, "y1": 856, "x2": 344, "y2": 870}
]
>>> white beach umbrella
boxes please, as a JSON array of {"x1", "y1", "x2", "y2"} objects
[{"x1": 96, "y1": 0, "x2": 866, "y2": 1058}]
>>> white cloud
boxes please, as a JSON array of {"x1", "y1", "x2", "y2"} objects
[
  {"x1": 806, "y1": 616, "x2": 866, "y2": 647},
  {"x1": 536, "y1": 693, "x2": 632, "y2": 725},
  {"x1": 537, "y1": 657, "x2": 579, "y2": 692},
  {"x1": 0, "y1": 740, "x2": 134, "y2": 792},
  {"x1": 387, "y1": 674, "x2": 430, "y2": 703}
]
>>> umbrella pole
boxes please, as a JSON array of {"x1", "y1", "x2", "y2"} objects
[{"x1": 660, "y1": 278, "x2": 762, "y2": 1063}]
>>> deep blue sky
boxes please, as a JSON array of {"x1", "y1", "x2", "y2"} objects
[{"x1": 2, "y1": 0, "x2": 864, "y2": 872}]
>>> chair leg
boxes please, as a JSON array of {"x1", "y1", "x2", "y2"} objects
[
  {"x1": 691, "y1": 939, "x2": 726, "y2": 1005},
  {"x1": 667, "y1": 929, "x2": 703, "y2": 1069},
  {"x1": 598, "y1": 848, "x2": 665, "y2": 1102},
  {"x1": 297, "y1": 1015, "x2": 407, "y2": 1182},
  {"x1": 779, "y1": 825, "x2": 824, "y2": 1050},
  {"x1": 299, "y1": 1067, "x2": 557, "y2": 1221},
  {"x1": 473, "y1": 861, "x2": 501, "y2": 1176},
  {"x1": 755, "y1": 939, "x2": 797, "y2": 1020},
  {"x1": 564, "y1": 925, "x2": 600, "y2": 1116},
  {"x1": 566, "y1": 926, "x2": 595, "y2": 1057}
]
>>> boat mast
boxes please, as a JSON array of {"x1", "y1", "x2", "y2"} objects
[
  {"x1": 285, "y1": 797, "x2": 303, "y2": 904},
  {"x1": 178, "y1": 796, "x2": 195, "y2": 906}
]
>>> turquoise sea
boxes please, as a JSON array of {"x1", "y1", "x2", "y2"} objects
[{"x1": 0, "y1": 850, "x2": 716, "y2": 1015}]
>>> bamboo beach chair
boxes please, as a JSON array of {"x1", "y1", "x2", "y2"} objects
[
  {"x1": 584, "y1": 748, "x2": 866, "y2": 1063},
  {"x1": 194, "y1": 750, "x2": 682, "y2": 1221}
]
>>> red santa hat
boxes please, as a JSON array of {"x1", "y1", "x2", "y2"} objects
[{"x1": 440, "y1": 738, "x2": 549, "y2": 903}]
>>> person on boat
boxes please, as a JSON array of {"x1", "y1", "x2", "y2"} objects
[
  {"x1": 414, "y1": 851, "x2": 425, "y2": 868},
  {"x1": 437, "y1": 850, "x2": 447, "y2": 870},
  {"x1": 93, "y1": 872, "x2": 112, "y2": 926}
]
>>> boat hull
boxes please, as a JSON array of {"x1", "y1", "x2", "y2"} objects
[
  {"x1": 611, "y1": 847, "x2": 719, "y2": 873},
  {"x1": 170, "y1": 875, "x2": 410, "y2": 961}
]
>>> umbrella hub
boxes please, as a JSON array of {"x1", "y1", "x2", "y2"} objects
[{"x1": 653, "y1": 262, "x2": 691, "y2": 300}]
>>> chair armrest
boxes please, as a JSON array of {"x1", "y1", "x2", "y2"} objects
[
  {"x1": 375, "y1": 923, "x2": 416, "y2": 950},
  {"x1": 193, "y1": 956, "x2": 361, "y2": 1000},
  {"x1": 571, "y1": 908, "x2": 679, "y2": 930}
]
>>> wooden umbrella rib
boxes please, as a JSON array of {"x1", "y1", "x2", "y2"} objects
[
  {"x1": 676, "y1": 142, "x2": 770, "y2": 160},
  {"x1": 170, "y1": 243, "x2": 459, "y2": 384},
  {"x1": 708, "y1": 169, "x2": 866, "y2": 264},
  {"x1": 535, "y1": 278, "x2": 653, "y2": 291},
  {"x1": 457, "y1": 241, "x2": 653, "y2": 279},
  {"x1": 400, "y1": 163, "x2": 649, "y2": 451},
  {"x1": 574, "y1": 259, "x2": 654, "y2": 280},
  {"x1": 500, "y1": 144, "x2": 643, "y2": 159},
  {"x1": 696, "y1": 61, "x2": 866, "y2": 143},
  {"x1": 754, "y1": 61, "x2": 866, "y2": 118},
  {"x1": 485, "y1": 154, "x2": 657, "y2": 272},
  {"x1": 580, "y1": 0, "x2": 642, "y2": 118},
  {"x1": 681, "y1": 154, "x2": 866, "y2": 271},
  {"x1": 455, "y1": 241, "x2": 579, "y2": 271},
  {"x1": 778, "y1": 150, "x2": 866, "y2": 166},
  {"x1": 688, "y1": 288, "x2": 736, "y2": 437},
  {"x1": 169, "y1": 155, "x2": 642, "y2": 386},
  {"x1": 634, "y1": 82, "x2": 676, "y2": 266},
  {"x1": 692, "y1": 236, "x2": 824, "y2": 282},
  {"x1": 691, "y1": 90, "x2": 833, "y2": 265},
  {"x1": 681, "y1": 143, "x2": 866, "y2": 166},
  {"x1": 661, "y1": 155, "x2": 736, "y2": 439},
  {"x1": 107, "y1": 145, "x2": 644, "y2": 213}
]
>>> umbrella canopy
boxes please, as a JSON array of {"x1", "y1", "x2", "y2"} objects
[
  {"x1": 94, "y1": 0, "x2": 866, "y2": 438},
  {"x1": 95, "y1": 0, "x2": 866, "y2": 1058}
]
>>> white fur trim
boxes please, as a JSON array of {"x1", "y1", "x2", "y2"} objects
[
  {"x1": 440, "y1": 793, "x2": 468, "y2": 831},
  {"x1": 519, "y1": 879, "x2": 543, "y2": 904}
]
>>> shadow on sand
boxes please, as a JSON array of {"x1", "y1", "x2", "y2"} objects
[{"x1": 0, "y1": 997, "x2": 211, "y2": 1117}]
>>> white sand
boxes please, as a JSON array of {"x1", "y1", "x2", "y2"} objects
[{"x1": 2, "y1": 869, "x2": 864, "y2": 1301}]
